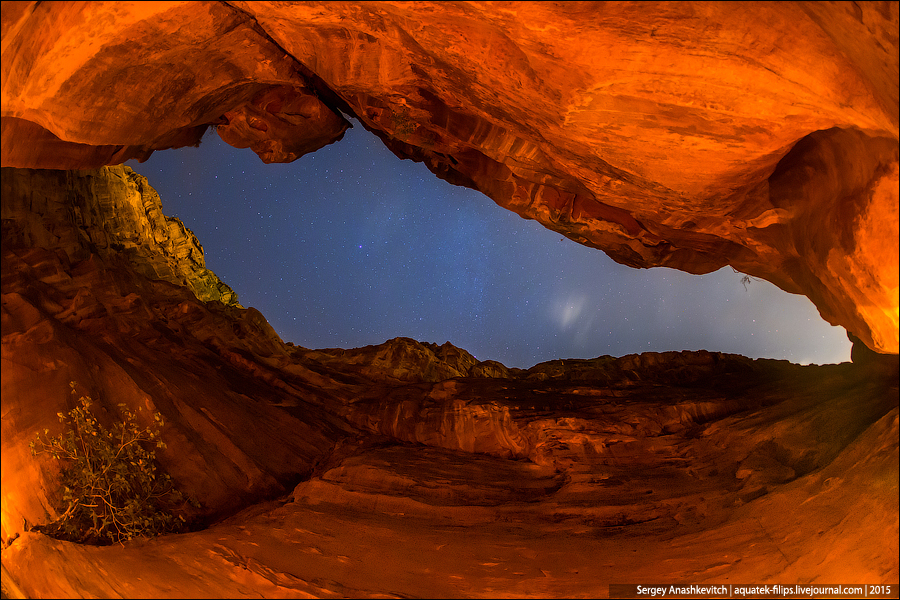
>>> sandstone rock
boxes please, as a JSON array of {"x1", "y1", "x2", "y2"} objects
[
  {"x1": 1, "y1": 165, "x2": 241, "y2": 307},
  {"x1": 1, "y1": 2, "x2": 898, "y2": 595},
  {"x1": 215, "y1": 84, "x2": 350, "y2": 164},
  {"x1": 1, "y1": 178, "x2": 361, "y2": 539},
  {"x1": 1, "y1": 174, "x2": 897, "y2": 592},
  {"x1": 849, "y1": 331, "x2": 900, "y2": 381},
  {"x1": 1, "y1": 1, "x2": 896, "y2": 352},
  {"x1": 470, "y1": 359, "x2": 511, "y2": 379},
  {"x1": 3, "y1": 280, "x2": 897, "y2": 594},
  {"x1": 299, "y1": 336, "x2": 480, "y2": 383}
]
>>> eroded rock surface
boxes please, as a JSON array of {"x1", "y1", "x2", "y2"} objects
[
  {"x1": 1, "y1": 1, "x2": 897, "y2": 352},
  {"x1": 2, "y1": 1, "x2": 899, "y2": 596},
  {"x1": 1, "y1": 164, "x2": 898, "y2": 596},
  {"x1": 1, "y1": 165, "x2": 241, "y2": 307}
]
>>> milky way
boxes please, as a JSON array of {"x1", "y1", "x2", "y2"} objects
[{"x1": 127, "y1": 122, "x2": 851, "y2": 368}]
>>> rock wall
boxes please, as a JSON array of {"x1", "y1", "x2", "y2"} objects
[
  {"x1": 1, "y1": 1, "x2": 897, "y2": 353},
  {"x1": 0, "y1": 164, "x2": 897, "y2": 595},
  {"x1": 1, "y1": 166, "x2": 241, "y2": 307}
]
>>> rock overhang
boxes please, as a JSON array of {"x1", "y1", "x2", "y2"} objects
[{"x1": 1, "y1": 0, "x2": 897, "y2": 354}]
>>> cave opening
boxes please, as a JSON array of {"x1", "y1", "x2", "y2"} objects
[{"x1": 126, "y1": 120, "x2": 851, "y2": 368}]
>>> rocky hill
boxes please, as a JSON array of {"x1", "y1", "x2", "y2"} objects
[{"x1": 1, "y1": 166, "x2": 241, "y2": 307}]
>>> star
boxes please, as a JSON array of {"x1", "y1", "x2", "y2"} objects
[{"x1": 127, "y1": 122, "x2": 851, "y2": 368}]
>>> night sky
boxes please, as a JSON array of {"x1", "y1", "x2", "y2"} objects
[{"x1": 126, "y1": 121, "x2": 851, "y2": 369}]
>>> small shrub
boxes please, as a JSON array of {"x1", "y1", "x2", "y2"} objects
[
  {"x1": 391, "y1": 108, "x2": 416, "y2": 140},
  {"x1": 30, "y1": 382, "x2": 195, "y2": 545},
  {"x1": 732, "y1": 267, "x2": 761, "y2": 291}
]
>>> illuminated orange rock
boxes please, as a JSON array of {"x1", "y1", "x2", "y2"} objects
[
  {"x1": 1, "y1": 1, "x2": 897, "y2": 353},
  {"x1": 1, "y1": 2, "x2": 899, "y2": 596},
  {"x1": 1, "y1": 165, "x2": 241, "y2": 306},
  {"x1": 1, "y1": 166, "x2": 897, "y2": 595},
  {"x1": 0, "y1": 168, "x2": 353, "y2": 537},
  {"x1": 215, "y1": 85, "x2": 350, "y2": 164}
]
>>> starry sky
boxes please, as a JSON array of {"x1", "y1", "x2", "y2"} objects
[{"x1": 126, "y1": 121, "x2": 851, "y2": 369}]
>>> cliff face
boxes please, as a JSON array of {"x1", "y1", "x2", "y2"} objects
[
  {"x1": 1, "y1": 164, "x2": 898, "y2": 596},
  {"x1": 1, "y1": 1, "x2": 897, "y2": 353},
  {"x1": 1, "y1": 166, "x2": 241, "y2": 307}
]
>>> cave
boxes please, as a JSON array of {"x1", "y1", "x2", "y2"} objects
[{"x1": 1, "y1": 2, "x2": 898, "y2": 598}]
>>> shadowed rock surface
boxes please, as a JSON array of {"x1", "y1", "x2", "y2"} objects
[{"x1": 1, "y1": 1, "x2": 898, "y2": 597}]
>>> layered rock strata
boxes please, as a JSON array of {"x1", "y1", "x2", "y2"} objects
[
  {"x1": 1, "y1": 1, "x2": 897, "y2": 353},
  {"x1": 2, "y1": 1, "x2": 899, "y2": 595},
  {"x1": 1, "y1": 164, "x2": 898, "y2": 597},
  {"x1": 1, "y1": 165, "x2": 241, "y2": 307}
]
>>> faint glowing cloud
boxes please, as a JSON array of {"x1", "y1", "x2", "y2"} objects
[{"x1": 552, "y1": 293, "x2": 588, "y2": 329}]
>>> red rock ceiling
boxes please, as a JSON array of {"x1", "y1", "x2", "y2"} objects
[{"x1": 1, "y1": 0, "x2": 897, "y2": 354}]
